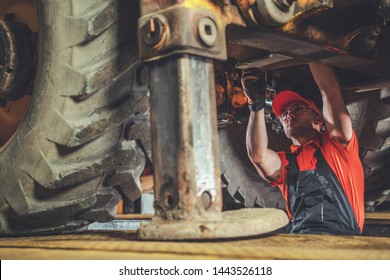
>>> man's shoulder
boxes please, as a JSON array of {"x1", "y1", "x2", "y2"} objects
[{"x1": 320, "y1": 129, "x2": 360, "y2": 157}]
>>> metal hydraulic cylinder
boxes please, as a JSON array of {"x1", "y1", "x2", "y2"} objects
[{"x1": 150, "y1": 55, "x2": 222, "y2": 221}]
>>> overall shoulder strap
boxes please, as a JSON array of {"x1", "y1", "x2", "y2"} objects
[
  {"x1": 313, "y1": 148, "x2": 328, "y2": 170},
  {"x1": 285, "y1": 152, "x2": 298, "y2": 183},
  {"x1": 285, "y1": 152, "x2": 298, "y2": 169}
]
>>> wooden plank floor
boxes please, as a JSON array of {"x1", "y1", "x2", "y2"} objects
[
  {"x1": 1, "y1": 213, "x2": 390, "y2": 260},
  {"x1": 1, "y1": 230, "x2": 390, "y2": 260}
]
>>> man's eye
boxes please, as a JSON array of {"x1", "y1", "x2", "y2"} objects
[{"x1": 293, "y1": 106, "x2": 304, "y2": 113}]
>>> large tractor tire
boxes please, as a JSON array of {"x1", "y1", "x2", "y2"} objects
[
  {"x1": 0, "y1": 0, "x2": 149, "y2": 235},
  {"x1": 219, "y1": 125, "x2": 286, "y2": 210},
  {"x1": 346, "y1": 89, "x2": 390, "y2": 210}
]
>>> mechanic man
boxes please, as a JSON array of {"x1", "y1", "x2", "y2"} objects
[{"x1": 241, "y1": 63, "x2": 364, "y2": 235}]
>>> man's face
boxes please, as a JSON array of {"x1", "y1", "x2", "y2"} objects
[{"x1": 279, "y1": 102, "x2": 318, "y2": 139}]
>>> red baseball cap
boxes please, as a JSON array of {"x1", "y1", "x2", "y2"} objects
[{"x1": 272, "y1": 90, "x2": 321, "y2": 117}]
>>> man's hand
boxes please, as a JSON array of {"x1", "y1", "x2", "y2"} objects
[{"x1": 241, "y1": 68, "x2": 266, "y2": 112}]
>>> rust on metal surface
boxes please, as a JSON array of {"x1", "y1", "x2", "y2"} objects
[
  {"x1": 0, "y1": 19, "x2": 36, "y2": 101},
  {"x1": 0, "y1": 0, "x2": 37, "y2": 147},
  {"x1": 215, "y1": 82, "x2": 226, "y2": 105},
  {"x1": 281, "y1": 0, "x2": 384, "y2": 53},
  {"x1": 146, "y1": 55, "x2": 223, "y2": 223}
]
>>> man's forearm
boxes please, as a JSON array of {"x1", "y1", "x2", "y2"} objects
[
  {"x1": 246, "y1": 110, "x2": 268, "y2": 160},
  {"x1": 246, "y1": 110, "x2": 281, "y2": 181},
  {"x1": 309, "y1": 63, "x2": 341, "y2": 95},
  {"x1": 309, "y1": 63, "x2": 353, "y2": 144}
]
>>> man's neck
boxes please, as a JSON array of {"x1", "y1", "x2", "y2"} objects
[{"x1": 291, "y1": 130, "x2": 320, "y2": 146}]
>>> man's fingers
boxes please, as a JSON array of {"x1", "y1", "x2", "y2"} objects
[
  {"x1": 242, "y1": 75, "x2": 259, "y2": 81},
  {"x1": 241, "y1": 68, "x2": 264, "y2": 81}
]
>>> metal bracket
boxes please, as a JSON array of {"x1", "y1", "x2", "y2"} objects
[{"x1": 138, "y1": 5, "x2": 227, "y2": 62}]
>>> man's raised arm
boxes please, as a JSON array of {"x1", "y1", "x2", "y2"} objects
[
  {"x1": 309, "y1": 63, "x2": 353, "y2": 145},
  {"x1": 241, "y1": 69, "x2": 282, "y2": 182}
]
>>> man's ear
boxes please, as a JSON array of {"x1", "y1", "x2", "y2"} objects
[
  {"x1": 313, "y1": 115, "x2": 323, "y2": 125},
  {"x1": 313, "y1": 115, "x2": 326, "y2": 132}
]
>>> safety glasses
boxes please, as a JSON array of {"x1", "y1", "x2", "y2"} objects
[{"x1": 279, "y1": 104, "x2": 313, "y2": 121}]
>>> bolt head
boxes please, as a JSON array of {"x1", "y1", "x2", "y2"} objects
[
  {"x1": 198, "y1": 17, "x2": 217, "y2": 47},
  {"x1": 142, "y1": 17, "x2": 164, "y2": 47}
]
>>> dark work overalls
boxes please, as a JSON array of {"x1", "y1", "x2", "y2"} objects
[{"x1": 285, "y1": 148, "x2": 360, "y2": 235}]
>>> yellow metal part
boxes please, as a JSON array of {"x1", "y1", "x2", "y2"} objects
[
  {"x1": 0, "y1": 0, "x2": 36, "y2": 147},
  {"x1": 181, "y1": 0, "x2": 223, "y2": 12}
]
